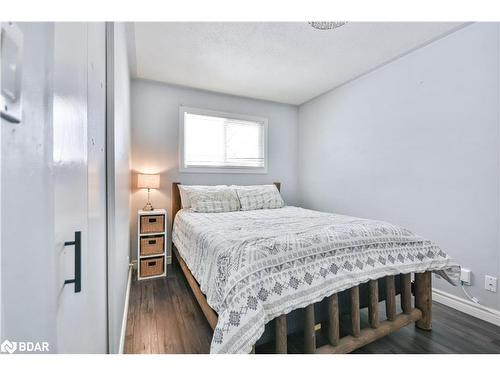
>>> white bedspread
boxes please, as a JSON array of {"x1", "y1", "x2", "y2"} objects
[{"x1": 172, "y1": 206, "x2": 460, "y2": 354}]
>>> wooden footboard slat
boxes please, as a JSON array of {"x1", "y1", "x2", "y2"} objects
[
  {"x1": 415, "y1": 271, "x2": 432, "y2": 330},
  {"x1": 385, "y1": 275, "x2": 396, "y2": 321},
  {"x1": 350, "y1": 286, "x2": 360, "y2": 337},
  {"x1": 368, "y1": 280, "x2": 379, "y2": 329},
  {"x1": 275, "y1": 315, "x2": 287, "y2": 354},
  {"x1": 326, "y1": 294, "x2": 340, "y2": 346},
  {"x1": 316, "y1": 308, "x2": 422, "y2": 354},
  {"x1": 304, "y1": 304, "x2": 316, "y2": 353},
  {"x1": 401, "y1": 273, "x2": 412, "y2": 314}
]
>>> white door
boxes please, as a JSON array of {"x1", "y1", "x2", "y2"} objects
[{"x1": 53, "y1": 22, "x2": 107, "y2": 353}]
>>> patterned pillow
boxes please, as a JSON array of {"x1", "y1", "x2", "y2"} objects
[
  {"x1": 189, "y1": 188, "x2": 241, "y2": 213},
  {"x1": 233, "y1": 185, "x2": 284, "y2": 211},
  {"x1": 178, "y1": 185, "x2": 228, "y2": 208}
]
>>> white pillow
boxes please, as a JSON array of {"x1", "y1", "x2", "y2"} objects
[
  {"x1": 190, "y1": 188, "x2": 240, "y2": 213},
  {"x1": 233, "y1": 185, "x2": 284, "y2": 211},
  {"x1": 178, "y1": 185, "x2": 228, "y2": 209}
]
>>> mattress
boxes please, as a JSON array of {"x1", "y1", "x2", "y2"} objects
[{"x1": 172, "y1": 206, "x2": 460, "y2": 353}]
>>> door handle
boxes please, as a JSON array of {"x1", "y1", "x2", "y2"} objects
[{"x1": 64, "y1": 231, "x2": 81, "y2": 293}]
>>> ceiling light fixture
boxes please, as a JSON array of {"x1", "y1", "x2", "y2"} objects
[{"x1": 308, "y1": 22, "x2": 348, "y2": 30}]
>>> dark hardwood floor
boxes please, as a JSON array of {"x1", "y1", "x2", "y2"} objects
[
  {"x1": 125, "y1": 264, "x2": 212, "y2": 354},
  {"x1": 124, "y1": 262, "x2": 500, "y2": 354}
]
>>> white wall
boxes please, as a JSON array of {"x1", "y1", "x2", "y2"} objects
[
  {"x1": 1, "y1": 23, "x2": 58, "y2": 346},
  {"x1": 107, "y1": 22, "x2": 132, "y2": 353},
  {"x1": 299, "y1": 23, "x2": 500, "y2": 310},
  {"x1": 130, "y1": 79, "x2": 299, "y2": 261}
]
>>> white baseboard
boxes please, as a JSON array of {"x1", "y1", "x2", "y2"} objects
[
  {"x1": 433, "y1": 288, "x2": 500, "y2": 327},
  {"x1": 118, "y1": 264, "x2": 133, "y2": 354}
]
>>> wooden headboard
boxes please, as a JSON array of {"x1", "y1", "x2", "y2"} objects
[{"x1": 171, "y1": 182, "x2": 281, "y2": 222}]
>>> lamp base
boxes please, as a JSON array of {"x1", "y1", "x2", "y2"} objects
[{"x1": 143, "y1": 202, "x2": 154, "y2": 211}]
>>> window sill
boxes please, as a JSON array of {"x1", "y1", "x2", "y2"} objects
[{"x1": 179, "y1": 166, "x2": 268, "y2": 174}]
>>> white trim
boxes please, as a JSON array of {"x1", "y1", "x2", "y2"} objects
[
  {"x1": 497, "y1": 23, "x2": 500, "y2": 313},
  {"x1": 433, "y1": 288, "x2": 500, "y2": 327},
  {"x1": 0, "y1": 21, "x2": 3, "y2": 342},
  {"x1": 124, "y1": 22, "x2": 137, "y2": 77},
  {"x1": 105, "y1": 21, "x2": 116, "y2": 354},
  {"x1": 178, "y1": 105, "x2": 268, "y2": 174},
  {"x1": 118, "y1": 264, "x2": 133, "y2": 354}
]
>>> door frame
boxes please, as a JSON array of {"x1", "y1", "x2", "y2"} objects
[{"x1": 105, "y1": 21, "x2": 113, "y2": 355}]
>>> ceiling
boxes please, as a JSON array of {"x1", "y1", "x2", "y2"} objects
[{"x1": 129, "y1": 22, "x2": 466, "y2": 105}]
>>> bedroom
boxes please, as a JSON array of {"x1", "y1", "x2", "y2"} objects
[
  {"x1": 124, "y1": 21, "x2": 499, "y2": 355},
  {"x1": 1, "y1": 1, "x2": 500, "y2": 372}
]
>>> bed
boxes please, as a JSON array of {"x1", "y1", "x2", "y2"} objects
[{"x1": 171, "y1": 182, "x2": 460, "y2": 354}]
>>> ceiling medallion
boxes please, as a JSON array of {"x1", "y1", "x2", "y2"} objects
[{"x1": 308, "y1": 22, "x2": 348, "y2": 30}]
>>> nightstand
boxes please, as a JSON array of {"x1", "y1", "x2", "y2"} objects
[{"x1": 137, "y1": 209, "x2": 167, "y2": 280}]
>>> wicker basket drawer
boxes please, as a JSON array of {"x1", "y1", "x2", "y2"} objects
[
  {"x1": 140, "y1": 215, "x2": 164, "y2": 234},
  {"x1": 140, "y1": 235, "x2": 164, "y2": 256},
  {"x1": 140, "y1": 256, "x2": 164, "y2": 278}
]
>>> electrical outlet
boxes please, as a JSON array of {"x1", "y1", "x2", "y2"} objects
[
  {"x1": 460, "y1": 268, "x2": 472, "y2": 285},
  {"x1": 485, "y1": 275, "x2": 497, "y2": 293}
]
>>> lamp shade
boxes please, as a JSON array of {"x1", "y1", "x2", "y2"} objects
[{"x1": 137, "y1": 174, "x2": 160, "y2": 189}]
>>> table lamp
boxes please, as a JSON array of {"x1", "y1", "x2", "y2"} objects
[{"x1": 137, "y1": 173, "x2": 160, "y2": 211}]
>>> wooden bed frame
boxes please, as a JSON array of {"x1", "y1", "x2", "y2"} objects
[{"x1": 171, "y1": 182, "x2": 432, "y2": 354}]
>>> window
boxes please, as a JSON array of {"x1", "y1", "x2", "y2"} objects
[{"x1": 179, "y1": 106, "x2": 268, "y2": 173}]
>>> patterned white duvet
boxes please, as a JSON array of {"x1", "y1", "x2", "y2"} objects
[{"x1": 172, "y1": 206, "x2": 460, "y2": 354}]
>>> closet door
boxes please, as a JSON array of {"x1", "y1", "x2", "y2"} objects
[{"x1": 53, "y1": 22, "x2": 107, "y2": 353}]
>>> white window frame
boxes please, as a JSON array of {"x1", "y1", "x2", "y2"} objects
[{"x1": 179, "y1": 106, "x2": 268, "y2": 174}]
